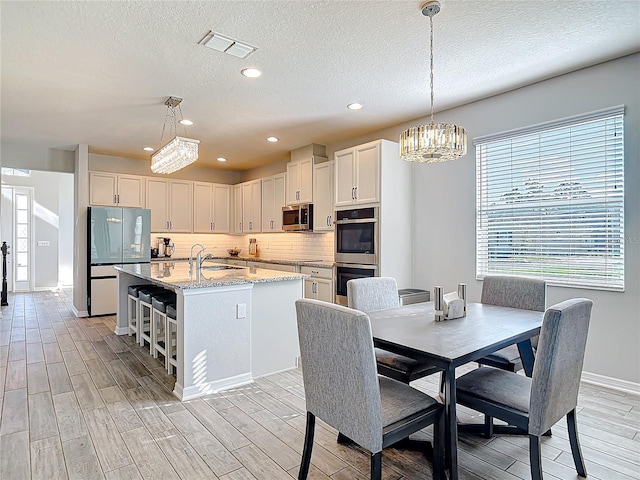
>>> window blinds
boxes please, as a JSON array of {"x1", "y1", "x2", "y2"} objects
[{"x1": 475, "y1": 106, "x2": 625, "y2": 291}]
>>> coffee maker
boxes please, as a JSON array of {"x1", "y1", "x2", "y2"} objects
[{"x1": 163, "y1": 237, "x2": 175, "y2": 257}]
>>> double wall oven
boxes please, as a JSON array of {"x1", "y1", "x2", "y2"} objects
[{"x1": 334, "y1": 206, "x2": 379, "y2": 305}]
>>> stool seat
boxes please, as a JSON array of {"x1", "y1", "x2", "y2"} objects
[
  {"x1": 167, "y1": 304, "x2": 176, "y2": 319},
  {"x1": 139, "y1": 287, "x2": 166, "y2": 304},
  {"x1": 128, "y1": 284, "x2": 157, "y2": 297},
  {"x1": 152, "y1": 293, "x2": 176, "y2": 312}
]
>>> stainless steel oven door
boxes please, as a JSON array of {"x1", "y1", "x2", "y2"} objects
[
  {"x1": 334, "y1": 208, "x2": 379, "y2": 265},
  {"x1": 334, "y1": 263, "x2": 378, "y2": 306}
]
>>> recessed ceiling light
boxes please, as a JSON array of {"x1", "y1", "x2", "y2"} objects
[
  {"x1": 347, "y1": 103, "x2": 363, "y2": 110},
  {"x1": 266, "y1": 136, "x2": 279, "y2": 143},
  {"x1": 241, "y1": 68, "x2": 262, "y2": 78},
  {"x1": 143, "y1": 147, "x2": 154, "y2": 152},
  {"x1": 217, "y1": 157, "x2": 227, "y2": 162},
  {"x1": 179, "y1": 119, "x2": 193, "y2": 126}
]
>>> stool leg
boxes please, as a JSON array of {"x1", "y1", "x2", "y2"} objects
[{"x1": 151, "y1": 309, "x2": 158, "y2": 357}]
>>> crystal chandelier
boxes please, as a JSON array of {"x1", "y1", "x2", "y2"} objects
[
  {"x1": 151, "y1": 96, "x2": 200, "y2": 174},
  {"x1": 400, "y1": 1, "x2": 467, "y2": 163}
]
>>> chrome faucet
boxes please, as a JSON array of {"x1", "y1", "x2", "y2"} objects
[
  {"x1": 189, "y1": 244, "x2": 205, "y2": 276},
  {"x1": 199, "y1": 253, "x2": 215, "y2": 267}
]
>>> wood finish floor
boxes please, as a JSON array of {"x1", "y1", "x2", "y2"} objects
[{"x1": 0, "y1": 290, "x2": 639, "y2": 479}]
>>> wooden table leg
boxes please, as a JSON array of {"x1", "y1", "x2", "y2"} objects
[{"x1": 444, "y1": 366, "x2": 458, "y2": 480}]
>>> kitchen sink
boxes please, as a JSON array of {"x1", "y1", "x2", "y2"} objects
[{"x1": 200, "y1": 265, "x2": 243, "y2": 271}]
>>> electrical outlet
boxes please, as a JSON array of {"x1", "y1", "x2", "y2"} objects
[{"x1": 236, "y1": 303, "x2": 247, "y2": 319}]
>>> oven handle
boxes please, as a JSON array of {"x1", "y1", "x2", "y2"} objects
[
  {"x1": 335, "y1": 263, "x2": 378, "y2": 270},
  {"x1": 334, "y1": 218, "x2": 378, "y2": 225}
]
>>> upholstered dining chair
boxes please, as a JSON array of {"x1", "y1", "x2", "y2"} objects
[
  {"x1": 456, "y1": 298, "x2": 593, "y2": 480},
  {"x1": 478, "y1": 275, "x2": 547, "y2": 372},
  {"x1": 347, "y1": 277, "x2": 441, "y2": 384},
  {"x1": 295, "y1": 299, "x2": 445, "y2": 480}
]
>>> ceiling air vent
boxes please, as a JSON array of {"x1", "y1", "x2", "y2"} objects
[{"x1": 201, "y1": 31, "x2": 257, "y2": 59}]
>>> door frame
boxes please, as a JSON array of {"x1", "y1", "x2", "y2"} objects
[{"x1": 2, "y1": 185, "x2": 36, "y2": 292}]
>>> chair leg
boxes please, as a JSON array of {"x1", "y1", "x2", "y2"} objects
[
  {"x1": 484, "y1": 414, "x2": 494, "y2": 438},
  {"x1": 529, "y1": 435, "x2": 543, "y2": 480},
  {"x1": 567, "y1": 409, "x2": 587, "y2": 477},
  {"x1": 370, "y1": 451, "x2": 382, "y2": 480},
  {"x1": 433, "y1": 409, "x2": 446, "y2": 480},
  {"x1": 298, "y1": 412, "x2": 315, "y2": 480},
  {"x1": 337, "y1": 432, "x2": 353, "y2": 444}
]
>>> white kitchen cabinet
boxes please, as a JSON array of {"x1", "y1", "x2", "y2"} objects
[
  {"x1": 146, "y1": 178, "x2": 193, "y2": 232},
  {"x1": 301, "y1": 265, "x2": 333, "y2": 302},
  {"x1": 334, "y1": 140, "x2": 381, "y2": 207},
  {"x1": 242, "y1": 179, "x2": 262, "y2": 233},
  {"x1": 233, "y1": 184, "x2": 243, "y2": 234},
  {"x1": 89, "y1": 172, "x2": 145, "y2": 208},
  {"x1": 261, "y1": 173, "x2": 286, "y2": 232},
  {"x1": 313, "y1": 160, "x2": 334, "y2": 231},
  {"x1": 286, "y1": 158, "x2": 314, "y2": 205},
  {"x1": 193, "y1": 182, "x2": 231, "y2": 233},
  {"x1": 246, "y1": 261, "x2": 297, "y2": 273}
]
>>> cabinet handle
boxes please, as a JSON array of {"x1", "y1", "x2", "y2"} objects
[
  {"x1": 351, "y1": 187, "x2": 355, "y2": 200},
  {"x1": 114, "y1": 194, "x2": 117, "y2": 204},
  {"x1": 212, "y1": 222, "x2": 215, "y2": 231},
  {"x1": 354, "y1": 187, "x2": 357, "y2": 200},
  {"x1": 270, "y1": 220, "x2": 274, "y2": 229},
  {"x1": 239, "y1": 222, "x2": 242, "y2": 231},
  {"x1": 166, "y1": 220, "x2": 169, "y2": 230},
  {"x1": 249, "y1": 221, "x2": 252, "y2": 230},
  {"x1": 117, "y1": 194, "x2": 120, "y2": 204},
  {"x1": 296, "y1": 191, "x2": 300, "y2": 201},
  {"x1": 311, "y1": 270, "x2": 319, "y2": 274}
]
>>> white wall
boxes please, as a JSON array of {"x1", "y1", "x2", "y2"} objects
[
  {"x1": 325, "y1": 54, "x2": 640, "y2": 383},
  {"x1": 1, "y1": 170, "x2": 74, "y2": 289}
]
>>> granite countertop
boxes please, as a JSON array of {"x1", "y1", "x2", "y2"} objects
[
  {"x1": 115, "y1": 262, "x2": 308, "y2": 290},
  {"x1": 151, "y1": 255, "x2": 334, "y2": 269}
]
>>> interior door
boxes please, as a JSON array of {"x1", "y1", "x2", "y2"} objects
[
  {"x1": 1, "y1": 186, "x2": 14, "y2": 292},
  {"x1": 6, "y1": 187, "x2": 34, "y2": 292}
]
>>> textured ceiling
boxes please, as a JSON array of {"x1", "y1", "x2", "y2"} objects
[{"x1": 1, "y1": 1, "x2": 639, "y2": 171}]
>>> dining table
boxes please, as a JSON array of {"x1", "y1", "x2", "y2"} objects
[{"x1": 368, "y1": 301, "x2": 544, "y2": 480}]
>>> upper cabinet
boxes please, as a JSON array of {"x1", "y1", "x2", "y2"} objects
[
  {"x1": 262, "y1": 173, "x2": 286, "y2": 232},
  {"x1": 286, "y1": 158, "x2": 313, "y2": 205},
  {"x1": 334, "y1": 140, "x2": 381, "y2": 207},
  {"x1": 89, "y1": 172, "x2": 145, "y2": 208},
  {"x1": 313, "y1": 160, "x2": 334, "y2": 232},
  {"x1": 286, "y1": 143, "x2": 327, "y2": 206},
  {"x1": 146, "y1": 178, "x2": 193, "y2": 232},
  {"x1": 242, "y1": 179, "x2": 262, "y2": 233},
  {"x1": 193, "y1": 182, "x2": 231, "y2": 233}
]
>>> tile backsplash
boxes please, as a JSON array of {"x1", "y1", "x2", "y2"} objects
[{"x1": 152, "y1": 232, "x2": 334, "y2": 262}]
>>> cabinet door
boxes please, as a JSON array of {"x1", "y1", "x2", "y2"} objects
[
  {"x1": 233, "y1": 184, "x2": 243, "y2": 233},
  {"x1": 272, "y1": 174, "x2": 285, "y2": 231},
  {"x1": 315, "y1": 278, "x2": 334, "y2": 303},
  {"x1": 298, "y1": 158, "x2": 313, "y2": 203},
  {"x1": 193, "y1": 182, "x2": 213, "y2": 233},
  {"x1": 261, "y1": 177, "x2": 275, "y2": 232},
  {"x1": 117, "y1": 175, "x2": 145, "y2": 208},
  {"x1": 286, "y1": 161, "x2": 300, "y2": 205},
  {"x1": 243, "y1": 181, "x2": 261, "y2": 232},
  {"x1": 212, "y1": 184, "x2": 230, "y2": 233},
  {"x1": 146, "y1": 178, "x2": 169, "y2": 232},
  {"x1": 303, "y1": 278, "x2": 316, "y2": 299},
  {"x1": 89, "y1": 172, "x2": 117, "y2": 206},
  {"x1": 168, "y1": 180, "x2": 193, "y2": 232},
  {"x1": 354, "y1": 141, "x2": 380, "y2": 204},
  {"x1": 313, "y1": 161, "x2": 334, "y2": 231},
  {"x1": 334, "y1": 149, "x2": 356, "y2": 207}
]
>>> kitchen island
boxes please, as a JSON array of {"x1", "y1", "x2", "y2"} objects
[{"x1": 113, "y1": 262, "x2": 306, "y2": 400}]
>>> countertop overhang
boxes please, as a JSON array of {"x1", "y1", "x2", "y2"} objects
[
  {"x1": 115, "y1": 262, "x2": 308, "y2": 290},
  {"x1": 150, "y1": 255, "x2": 333, "y2": 269}
]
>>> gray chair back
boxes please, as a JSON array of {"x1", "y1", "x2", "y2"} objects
[
  {"x1": 481, "y1": 275, "x2": 546, "y2": 312},
  {"x1": 529, "y1": 298, "x2": 593, "y2": 436},
  {"x1": 296, "y1": 299, "x2": 383, "y2": 453},
  {"x1": 347, "y1": 277, "x2": 400, "y2": 313}
]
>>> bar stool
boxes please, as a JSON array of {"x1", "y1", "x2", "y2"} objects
[
  {"x1": 151, "y1": 292, "x2": 176, "y2": 364},
  {"x1": 166, "y1": 304, "x2": 178, "y2": 375},
  {"x1": 137, "y1": 287, "x2": 167, "y2": 348},
  {"x1": 127, "y1": 284, "x2": 159, "y2": 339}
]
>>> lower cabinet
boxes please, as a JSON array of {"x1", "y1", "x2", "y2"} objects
[{"x1": 301, "y1": 266, "x2": 333, "y2": 302}]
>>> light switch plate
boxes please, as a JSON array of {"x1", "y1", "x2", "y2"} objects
[
  {"x1": 236, "y1": 303, "x2": 247, "y2": 319},
  {"x1": 37, "y1": 240, "x2": 50, "y2": 247}
]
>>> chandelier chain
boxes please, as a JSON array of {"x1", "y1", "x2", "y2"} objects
[
  {"x1": 159, "y1": 104, "x2": 188, "y2": 146},
  {"x1": 429, "y1": 13, "x2": 434, "y2": 125}
]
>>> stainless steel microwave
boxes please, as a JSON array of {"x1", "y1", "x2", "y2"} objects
[{"x1": 282, "y1": 204, "x2": 313, "y2": 232}]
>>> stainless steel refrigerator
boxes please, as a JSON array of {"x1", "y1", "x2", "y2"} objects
[{"x1": 87, "y1": 206, "x2": 151, "y2": 316}]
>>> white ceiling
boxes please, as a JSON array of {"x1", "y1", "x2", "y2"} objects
[{"x1": 2, "y1": 1, "x2": 639, "y2": 171}]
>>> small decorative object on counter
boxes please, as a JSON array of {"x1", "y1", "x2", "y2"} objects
[
  {"x1": 228, "y1": 248, "x2": 241, "y2": 256},
  {"x1": 248, "y1": 238, "x2": 257, "y2": 256},
  {"x1": 434, "y1": 283, "x2": 467, "y2": 321}
]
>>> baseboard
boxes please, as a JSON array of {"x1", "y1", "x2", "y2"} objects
[
  {"x1": 71, "y1": 305, "x2": 89, "y2": 318},
  {"x1": 253, "y1": 365, "x2": 299, "y2": 380},
  {"x1": 174, "y1": 373, "x2": 254, "y2": 401},
  {"x1": 582, "y1": 371, "x2": 640, "y2": 396},
  {"x1": 114, "y1": 325, "x2": 128, "y2": 335}
]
